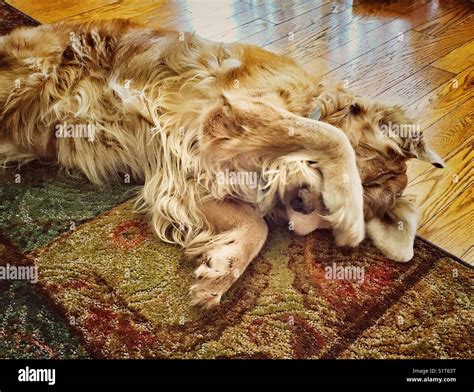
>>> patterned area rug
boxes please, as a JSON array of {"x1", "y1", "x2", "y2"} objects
[{"x1": 0, "y1": 3, "x2": 472, "y2": 359}]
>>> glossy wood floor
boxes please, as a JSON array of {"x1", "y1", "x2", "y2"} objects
[{"x1": 7, "y1": 0, "x2": 474, "y2": 264}]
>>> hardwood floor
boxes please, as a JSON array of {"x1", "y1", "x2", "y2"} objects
[{"x1": 5, "y1": 0, "x2": 474, "y2": 264}]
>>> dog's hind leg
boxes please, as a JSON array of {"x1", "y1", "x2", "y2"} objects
[{"x1": 185, "y1": 199, "x2": 268, "y2": 309}]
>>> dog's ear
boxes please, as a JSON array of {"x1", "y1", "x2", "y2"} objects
[
  {"x1": 409, "y1": 137, "x2": 445, "y2": 168},
  {"x1": 380, "y1": 106, "x2": 445, "y2": 168},
  {"x1": 366, "y1": 195, "x2": 418, "y2": 262}
]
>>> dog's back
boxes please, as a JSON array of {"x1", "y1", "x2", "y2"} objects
[{"x1": 0, "y1": 20, "x2": 320, "y2": 175}]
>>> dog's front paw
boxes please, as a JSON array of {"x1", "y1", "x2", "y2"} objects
[
  {"x1": 333, "y1": 213, "x2": 365, "y2": 247},
  {"x1": 190, "y1": 266, "x2": 238, "y2": 309},
  {"x1": 190, "y1": 249, "x2": 240, "y2": 309},
  {"x1": 193, "y1": 251, "x2": 235, "y2": 279},
  {"x1": 190, "y1": 273, "x2": 234, "y2": 309}
]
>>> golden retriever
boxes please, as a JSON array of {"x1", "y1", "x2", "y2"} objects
[{"x1": 0, "y1": 20, "x2": 444, "y2": 308}]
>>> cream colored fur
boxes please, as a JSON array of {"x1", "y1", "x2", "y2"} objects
[{"x1": 0, "y1": 20, "x2": 444, "y2": 308}]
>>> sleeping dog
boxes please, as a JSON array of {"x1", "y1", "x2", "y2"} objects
[{"x1": 0, "y1": 20, "x2": 444, "y2": 308}]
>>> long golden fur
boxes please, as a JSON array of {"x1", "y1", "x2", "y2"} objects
[{"x1": 0, "y1": 20, "x2": 444, "y2": 308}]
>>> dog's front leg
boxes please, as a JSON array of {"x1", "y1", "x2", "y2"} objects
[
  {"x1": 185, "y1": 199, "x2": 268, "y2": 309},
  {"x1": 204, "y1": 94, "x2": 365, "y2": 247}
]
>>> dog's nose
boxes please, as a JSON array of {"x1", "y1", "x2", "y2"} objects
[
  {"x1": 289, "y1": 187, "x2": 321, "y2": 215},
  {"x1": 290, "y1": 196, "x2": 309, "y2": 214}
]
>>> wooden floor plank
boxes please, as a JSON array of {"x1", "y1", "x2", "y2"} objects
[
  {"x1": 384, "y1": 0, "x2": 432, "y2": 13},
  {"x1": 174, "y1": 0, "x2": 317, "y2": 39},
  {"x1": 243, "y1": 1, "x2": 354, "y2": 48},
  {"x1": 323, "y1": 18, "x2": 420, "y2": 65},
  {"x1": 299, "y1": 55, "x2": 341, "y2": 74},
  {"x1": 414, "y1": 3, "x2": 474, "y2": 36},
  {"x1": 404, "y1": 66, "x2": 473, "y2": 189},
  {"x1": 231, "y1": 0, "x2": 315, "y2": 27},
  {"x1": 322, "y1": 0, "x2": 469, "y2": 66},
  {"x1": 410, "y1": 140, "x2": 473, "y2": 263},
  {"x1": 406, "y1": 66, "x2": 474, "y2": 131},
  {"x1": 407, "y1": 139, "x2": 472, "y2": 230},
  {"x1": 211, "y1": 18, "x2": 276, "y2": 42},
  {"x1": 418, "y1": 175, "x2": 473, "y2": 263},
  {"x1": 326, "y1": 16, "x2": 474, "y2": 97},
  {"x1": 287, "y1": 3, "x2": 400, "y2": 53},
  {"x1": 432, "y1": 40, "x2": 474, "y2": 74},
  {"x1": 383, "y1": 0, "x2": 466, "y2": 27},
  {"x1": 6, "y1": 0, "x2": 120, "y2": 23},
  {"x1": 407, "y1": 96, "x2": 474, "y2": 185},
  {"x1": 162, "y1": 0, "x2": 255, "y2": 37},
  {"x1": 461, "y1": 246, "x2": 473, "y2": 263},
  {"x1": 375, "y1": 65, "x2": 455, "y2": 107},
  {"x1": 262, "y1": 2, "x2": 399, "y2": 67},
  {"x1": 260, "y1": 0, "x2": 333, "y2": 25},
  {"x1": 422, "y1": 98, "x2": 474, "y2": 157},
  {"x1": 63, "y1": 0, "x2": 189, "y2": 25}
]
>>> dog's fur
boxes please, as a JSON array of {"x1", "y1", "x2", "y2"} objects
[{"x1": 0, "y1": 20, "x2": 444, "y2": 308}]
